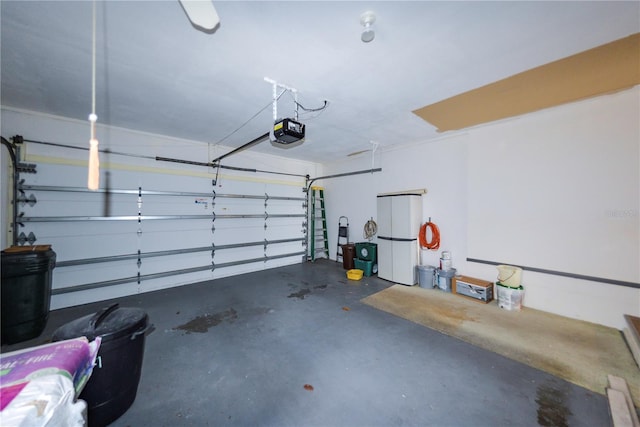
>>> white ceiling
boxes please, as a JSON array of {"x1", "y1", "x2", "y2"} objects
[{"x1": 1, "y1": 1, "x2": 638, "y2": 164}]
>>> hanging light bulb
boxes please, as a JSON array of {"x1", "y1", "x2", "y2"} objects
[
  {"x1": 360, "y1": 11, "x2": 376, "y2": 43},
  {"x1": 87, "y1": 0, "x2": 99, "y2": 191}
]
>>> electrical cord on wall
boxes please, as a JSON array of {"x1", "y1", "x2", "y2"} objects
[{"x1": 419, "y1": 220, "x2": 440, "y2": 250}]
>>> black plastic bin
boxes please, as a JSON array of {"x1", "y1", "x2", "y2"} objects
[
  {"x1": 53, "y1": 303, "x2": 151, "y2": 427},
  {"x1": 1, "y1": 246, "x2": 56, "y2": 345}
]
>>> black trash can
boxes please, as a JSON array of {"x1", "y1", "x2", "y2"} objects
[
  {"x1": 1, "y1": 245, "x2": 56, "y2": 345},
  {"x1": 53, "y1": 303, "x2": 150, "y2": 427},
  {"x1": 341, "y1": 243, "x2": 356, "y2": 270}
]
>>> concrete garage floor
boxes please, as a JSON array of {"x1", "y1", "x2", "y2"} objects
[{"x1": 3, "y1": 259, "x2": 610, "y2": 426}]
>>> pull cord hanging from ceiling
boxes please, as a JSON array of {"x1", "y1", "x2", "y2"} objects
[{"x1": 87, "y1": 0, "x2": 100, "y2": 191}]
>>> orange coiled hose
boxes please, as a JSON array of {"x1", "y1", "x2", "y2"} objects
[{"x1": 419, "y1": 221, "x2": 440, "y2": 250}]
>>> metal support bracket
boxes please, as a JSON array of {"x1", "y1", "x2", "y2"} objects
[
  {"x1": 16, "y1": 162, "x2": 37, "y2": 174},
  {"x1": 12, "y1": 137, "x2": 37, "y2": 174},
  {"x1": 16, "y1": 212, "x2": 25, "y2": 228}
]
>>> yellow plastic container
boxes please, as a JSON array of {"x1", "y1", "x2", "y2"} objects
[{"x1": 347, "y1": 269, "x2": 364, "y2": 280}]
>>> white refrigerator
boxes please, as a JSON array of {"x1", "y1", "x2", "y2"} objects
[{"x1": 377, "y1": 192, "x2": 423, "y2": 286}]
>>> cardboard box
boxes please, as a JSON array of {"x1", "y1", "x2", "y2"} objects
[{"x1": 452, "y1": 275, "x2": 494, "y2": 303}]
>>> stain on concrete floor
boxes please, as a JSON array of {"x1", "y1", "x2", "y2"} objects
[
  {"x1": 287, "y1": 283, "x2": 330, "y2": 300},
  {"x1": 536, "y1": 382, "x2": 572, "y2": 427},
  {"x1": 288, "y1": 289, "x2": 311, "y2": 299},
  {"x1": 175, "y1": 308, "x2": 238, "y2": 333}
]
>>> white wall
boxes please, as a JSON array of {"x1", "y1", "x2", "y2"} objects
[
  {"x1": 1, "y1": 107, "x2": 322, "y2": 309},
  {"x1": 467, "y1": 88, "x2": 639, "y2": 283},
  {"x1": 322, "y1": 87, "x2": 640, "y2": 330}
]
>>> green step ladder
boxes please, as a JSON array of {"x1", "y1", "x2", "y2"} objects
[{"x1": 309, "y1": 186, "x2": 329, "y2": 261}]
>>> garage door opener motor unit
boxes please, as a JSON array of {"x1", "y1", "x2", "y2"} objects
[{"x1": 273, "y1": 118, "x2": 305, "y2": 147}]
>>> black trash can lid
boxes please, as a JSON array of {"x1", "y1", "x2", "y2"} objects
[{"x1": 53, "y1": 303, "x2": 148, "y2": 343}]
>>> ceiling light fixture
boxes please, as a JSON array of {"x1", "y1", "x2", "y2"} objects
[{"x1": 360, "y1": 11, "x2": 376, "y2": 43}]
